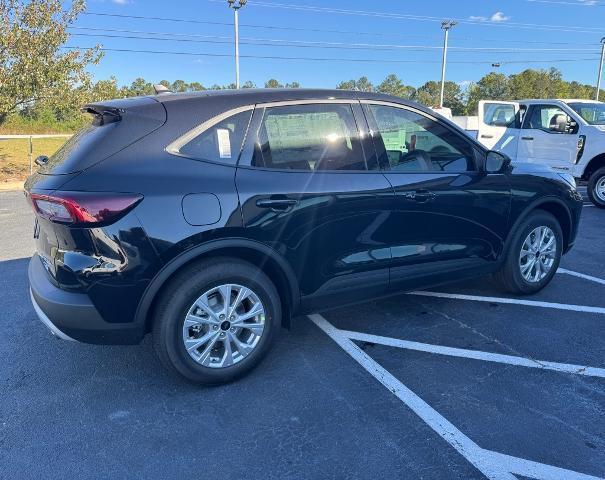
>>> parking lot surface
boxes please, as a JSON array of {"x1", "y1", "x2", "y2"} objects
[{"x1": 1, "y1": 189, "x2": 604, "y2": 479}]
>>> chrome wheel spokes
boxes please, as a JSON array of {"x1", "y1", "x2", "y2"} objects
[
  {"x1": 519, "y1": 226, "x2": 557, "y2": 283},
  {"x1": 596, "y1": 177, "x2": 605, "y2": 202},
  {"x1": 182, "y1": 283, "x2": 266, "y2": 368}
]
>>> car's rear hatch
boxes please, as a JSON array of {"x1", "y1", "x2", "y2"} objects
[{"x1": 24, "y1": 95, "x2": 166, "y2": 281}]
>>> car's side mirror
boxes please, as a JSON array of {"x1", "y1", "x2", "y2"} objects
[
  {"x1": 485, "y1": 151, "x2": 511, "y2": 174},
  {"x1": 567, "y1": 119, "x2": 579, "y2": 134}
]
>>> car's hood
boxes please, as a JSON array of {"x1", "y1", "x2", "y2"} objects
[{"x1": 509, "y1": 161, "x2": 555, "y2": 175}]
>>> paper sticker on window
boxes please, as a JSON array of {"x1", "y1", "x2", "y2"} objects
[{"x1": 216, "y1": 129, "x2": 232, "y2": 158}]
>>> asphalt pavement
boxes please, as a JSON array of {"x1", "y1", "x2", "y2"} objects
[{"x1": 1, "y1": 190, "x2": 603, "y2": 480}]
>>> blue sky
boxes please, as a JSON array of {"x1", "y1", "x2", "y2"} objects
[{"x1": 71, "y1": 0, "x2": 605, "y2": 89}]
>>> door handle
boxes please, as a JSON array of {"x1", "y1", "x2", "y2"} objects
[
  {"x1": 256, "y1": 197, "x2": 298, "y2": 211},
  {"x1": 480, "y1": 134, "x2": 494, "y2": 139},
  {"x1": 521, "y1": 136, "x2": 534, "y2": 141},
  {"x1": 400, "y1": 190, "x2": 436, "y2": 203}
]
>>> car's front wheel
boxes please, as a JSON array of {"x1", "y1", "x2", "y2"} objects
[
  {"x1": 152, "y1": 258, "x2": 281, "y2": 385},
  {"x1": 587, "y1": 167, "x2": 605, "y2": 208},
  {"x1": 494, "y1": 211, "x2": 563, "y2": 294}
]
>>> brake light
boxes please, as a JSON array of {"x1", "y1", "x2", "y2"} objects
[{"x1": 28, "y1": 191, "x2": 143, "y2": 225}]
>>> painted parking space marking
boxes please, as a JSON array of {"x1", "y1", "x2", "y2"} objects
[
  {"x1": 342, "y1": 329, "x2": 605, "y2": 379},
  {"x1": 309, "y1": 314, "x2": 604, "y2": 480},
  {"x1": 558, "y1": 268, "x2": 605, "y2": 286},
  {"x1": 408, "y1": 291, "x2": 605, "y2": 315}
]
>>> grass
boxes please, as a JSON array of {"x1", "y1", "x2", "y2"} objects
[{"x1": 0, "y1": 137, "x2": 69, "y2": 186}]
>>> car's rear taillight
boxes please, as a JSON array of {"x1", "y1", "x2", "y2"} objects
[{"x1": 27, "y1": 191, "x2": 143, "y2": 226}]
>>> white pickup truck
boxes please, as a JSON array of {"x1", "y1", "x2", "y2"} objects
[{"x1": 450, "y1": 99, "x2": 605, "y2": 207}]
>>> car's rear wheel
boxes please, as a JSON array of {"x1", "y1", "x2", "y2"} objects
[
  {"x1": 587, "y1": 167, "x2": 605, "y2": 208},
  {"x1": 494, "y1": 211, "x2": 563, "y2": 294},
  {"x1": 152, "y1": 258, "x2": 281, "y2": 384}
]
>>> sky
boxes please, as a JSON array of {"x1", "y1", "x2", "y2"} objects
[{"x1": 69, "y1": 0, "x2": 605, "y2": 89}]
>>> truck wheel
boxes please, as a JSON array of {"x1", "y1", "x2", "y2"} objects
[
  {"x1": 152, "y1": 258, "x2": 281, "y2": 385},
  {"x1": 494, "y1": 211, "x2": 562, "y2": 295},
  {"x1": 587, "y1": 167, "x2": 605, "y2": 208}
]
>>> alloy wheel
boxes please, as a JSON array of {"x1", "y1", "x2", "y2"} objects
[
  {"x1": 519, "y1": 226, "x2": 557, "y2": 283},
  {"x1": 182, "y1": 284, "x2": 266, "y2": 368}
]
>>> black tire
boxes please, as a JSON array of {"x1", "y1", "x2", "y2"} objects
[
  {"x1": 587, "y1": 167, "x2": 605, "y2": 208},
  {"x1": 494, "y1": 211, "x2": 563, "y2": 295},
  {"x1": 152, "y1": 257, "x2": 281, "y2": 385}
]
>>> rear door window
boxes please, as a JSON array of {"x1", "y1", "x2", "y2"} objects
[
  {"x1": 251, "y1": 103, "x2": 367, "y2": 171},
  {"x1": 483, "y1": 103, "x2": 517, "y2": 127},
  {"x1": 177, "y1": 110, "x2": 253, "y2": 164}
]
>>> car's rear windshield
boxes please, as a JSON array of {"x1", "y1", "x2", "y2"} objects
[{"x1": 568, "y1": 103, "x2": 605, "y2": 126}]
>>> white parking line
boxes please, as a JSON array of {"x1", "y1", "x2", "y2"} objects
[
  {"x1": 309, "y1": 314, "x2": 604, "y2": 480},
  {"x1": 409, "y1": 291, "x2": 605, "y2": 315},
  {"x1": 341, "y1": 329, "x2": 605, "y2": 379},
  {"x1": 558, "y1": 268, "x2": 605, "y2": 286}
]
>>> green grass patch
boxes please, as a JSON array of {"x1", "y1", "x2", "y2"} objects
[{"x1": 0, "y1": 137, "x2": 69, "y2": 182}]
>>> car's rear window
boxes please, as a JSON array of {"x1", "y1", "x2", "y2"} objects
[{"x1": 178, "y1": 110, "x2": 253, "y2": 165}]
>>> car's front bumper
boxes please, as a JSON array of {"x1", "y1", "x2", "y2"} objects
[{"x1": 28, "y1": 254, "x2": 144, "y2": 344}]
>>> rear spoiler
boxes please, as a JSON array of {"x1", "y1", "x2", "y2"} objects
[{"x1": 81, "y1": 105, "x2": 123, "y2": 126}]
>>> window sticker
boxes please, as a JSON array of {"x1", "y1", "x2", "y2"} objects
[{"x1": 216, "y1": 129, "x2": 232, "y2": 158}]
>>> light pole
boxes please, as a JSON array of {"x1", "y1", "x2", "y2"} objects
[
  {"x1": 439, "y1": 20, "x2": 457, "y2": 108},
  {"x1": 227, "y1": 0, "x2": 247, "y2": 89},
  {"x1": 596, "y1": 37, "x2": 605, "y2": 101}
]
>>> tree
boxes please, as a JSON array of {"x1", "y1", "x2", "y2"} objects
[
  {"x1": 126, "y1": 77, "x2": 155, "y2": 96},
  {"x1": 0, "y1": 0, "x2": 101, "y2": 124},
  {"x1": 508, "y1": 68, "x2": 565, "y2": 100},
  {"x1": 264, "y1": 79, "x2": 283, "y2": 88},
  {"x1": 336, "y1": 77, "x2": 374, "y2": 92},
  {"x1": 171, "y1": 79, "x2": 188, "y2": 92},
  {"x1": 413, "y1": 81, "x2": 465, "y2": 115},
  {"x1": 188, "y1": 82, "x2": 205, "y2": 91},
  {"x1": 90, "y1": 77, "x2": 123, "y2": 102},
  {"x1": 285, "y1": 81, "x2": 301, "y2": 88},
  {"x1": 377, "y1": 74, "x2": 415, "y2": 99},
  {"x1": 241, "y1": 80, "x2": 256, "y2": 89},
  {"x1": 466, "y1": 72, "x2": 510, "y2": 114}
]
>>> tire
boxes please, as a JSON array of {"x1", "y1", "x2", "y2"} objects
[
  {"x1": 152, "y1": 257, "x2": 281, "y2": 385},
  {"x1": 587, "y1": 167, "x2": 605, "y2": 208},
  {"x1": 494, "y1": 211, "x2": 563, "y2": 295}
]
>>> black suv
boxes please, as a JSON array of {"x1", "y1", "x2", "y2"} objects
[{"x1": 26, "y1": 89, "x2": 583, "y2": 384}]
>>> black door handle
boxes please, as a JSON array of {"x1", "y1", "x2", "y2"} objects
[
  {"x1": 521, "y1": 136, "x2": 534, "y2": 141},
  {"x1": 400, "y1": 190, "x2": 436, "y2": 203},
  {"x1": 480, "y1": 134, "x2": 494, "y2": 139},
  {"x1": 256, "y1": 197, "x2": 298, "y2": 211}
]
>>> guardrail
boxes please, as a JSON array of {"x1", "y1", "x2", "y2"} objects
[{"x1": 0, "y1": 134, "x2": 72, "y2": 174}]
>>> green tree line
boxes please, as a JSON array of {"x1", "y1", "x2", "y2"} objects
[{"x1": 1, "y1": 0, "x2": 603, "y2": 133}]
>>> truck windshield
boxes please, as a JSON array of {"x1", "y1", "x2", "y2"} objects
[{"x1": 568, "y1": 103, "x2": 605, "y2": 125}]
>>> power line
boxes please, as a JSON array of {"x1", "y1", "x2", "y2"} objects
[
  {"x1": 526, "y1": 0, "x2": 605, "y2": 6},
  {"x1": 62, "y1": 45, "x2": 601, "y2": 65},
  {"x1": 67, "y1": 31, "x2": 602, "y2": 54},
  {"x1": 76, "y1": 13, "x2": 602, "y2": 46},
  {"x1": 210, "y1": 0, "x2": 603, "y2": 34}
]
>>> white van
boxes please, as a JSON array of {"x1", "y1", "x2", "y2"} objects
[{"x1": 473, "y1": 99, "x2": 605, "y2": 207}]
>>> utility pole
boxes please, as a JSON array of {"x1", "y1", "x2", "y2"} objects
[
  {"x1": 227, "y1": 0, "x2": 247, "y2": 89},
  {"x1": 597, "y1": 37, "x2": 605, "y2": 101},
  {"x1": 439, "y1": 20, "x2": 457, "y2": 108}
]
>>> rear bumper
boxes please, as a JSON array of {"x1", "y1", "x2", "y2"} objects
[{"x1": 28, "y1": 254, "x2": 144, "y2": 344}]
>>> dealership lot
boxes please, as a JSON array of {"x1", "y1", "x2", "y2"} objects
[{"x1": 1, "y1": 189, "x2": 604, "y2": 479}]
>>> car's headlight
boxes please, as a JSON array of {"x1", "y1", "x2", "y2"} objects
[{"x1": 557, "y1": 173, "x2": 576, "y2": 189}]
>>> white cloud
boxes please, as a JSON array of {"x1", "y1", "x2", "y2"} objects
[
  {"x1": 490, "y1": 11, "x2": 510, "y2": 22},
  {"x1": 469, "y1": 12, "x2": 510, "y2": 23},
  {"x1": 112, "y1": 0, "x2": 130, "y2": 4}
]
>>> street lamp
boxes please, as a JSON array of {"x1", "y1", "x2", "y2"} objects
[
  {"x1": 596, "y1": 37, "x2": 605, "y2": 101},
  {"x1": 227, "y1": 0, "x2": 247, "y2": 89},
  {"x1": 439, "y1": 20, "x2": 457, "y2": 108}
]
